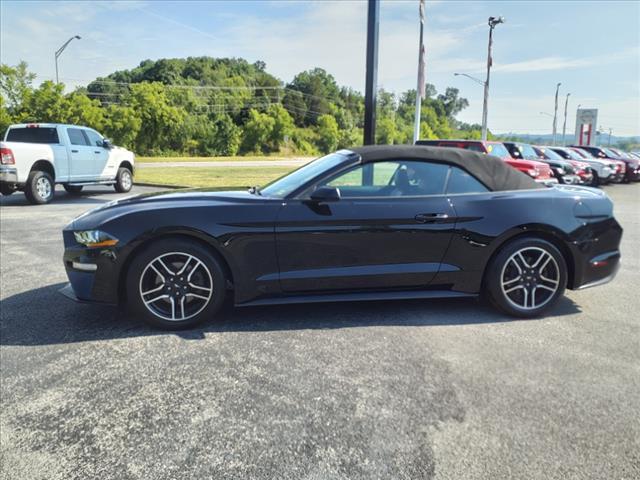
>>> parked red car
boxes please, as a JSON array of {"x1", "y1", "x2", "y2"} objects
[{"x1": 415, "y1": 140, "x2": 555, "y2": 184}]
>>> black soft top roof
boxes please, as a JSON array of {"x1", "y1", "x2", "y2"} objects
[{"x1": 350, "y1": 144, "x2": 542, "y2": 192}]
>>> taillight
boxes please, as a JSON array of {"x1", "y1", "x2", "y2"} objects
[{"x1": 0, "y1": 147, "x2": 15, "y2": 165}]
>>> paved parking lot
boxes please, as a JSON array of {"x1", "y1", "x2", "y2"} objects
[{"x1": 1, "y1": 184, "x2": 639, "y2": 480}]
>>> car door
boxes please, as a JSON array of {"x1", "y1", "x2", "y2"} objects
[
  {"x1": 274, "y1": 160, "x2": 456, "y2": 293},
  {"x1": 66, "y1": 127, "x2": 94, "y2": 180},
  {"x1": 83, "y1": 129, "x2": 112, "y2": 180}
]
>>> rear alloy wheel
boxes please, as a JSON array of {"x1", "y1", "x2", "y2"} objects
[
  {"x1": 24, "y1": 170, "x2": 54, "y2": 204},
  {"x1": 126, "y1": 238, "x2": 227, "y2": 329},
  {"x1": 64, "y1": 184, "x2": 84, "y2": 195},
  {"x1": 486, "y1": 237, "x2": 567, "y2": 317},
  {"x1": 114, "y1": 167, "x2": 133, "y2": 193}
]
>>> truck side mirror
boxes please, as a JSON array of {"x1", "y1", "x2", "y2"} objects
[{"x1": 102, "y1": 139, "x2": 113, "y2": 149}]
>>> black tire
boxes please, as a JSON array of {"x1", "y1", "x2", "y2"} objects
[
  {"x1": 485, "y1": 237, "x2": 567, "y2": 318},
  {"x1": 63, "y1": 184, "x2": 84, "y2": 195},
  {"x1": 126, "y1": 238, "x2": 227, "y2": 329},
  {"x1": 0, "y1": 184, "x2": 15, "y2": 196},
  {"x1": 114, "y1": 167, "x2": 133, "y2": 193},
  {"x1": 590, "y1": 172, "x2": 600, "y2": 187},
  {"x1": 24, "y1": 170, "x2": 55, "y2": 204}
]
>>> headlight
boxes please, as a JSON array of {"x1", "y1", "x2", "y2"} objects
[
  {"x1": 528, "y1": 169, "x2": 539, "y2": 177},
  {"x1": 74, "y1": 230, "x2": 119, "y2": 248}
]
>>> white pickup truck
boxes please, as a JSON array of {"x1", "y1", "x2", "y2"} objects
[{"x1": 0, "y1": 123, "x2": 135, "y2": 204}]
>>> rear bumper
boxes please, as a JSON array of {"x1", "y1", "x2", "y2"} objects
[
  {"x1": 575, "y1": 251, "x2": 621, "y2": 290},
  {"x1": 0, "y1": 165, "x2": 18, "y2": 183}
]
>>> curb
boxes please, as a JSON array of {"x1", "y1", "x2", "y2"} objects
[{"x1": 133, "y1": 182, "x2": 189, "y2": 189}]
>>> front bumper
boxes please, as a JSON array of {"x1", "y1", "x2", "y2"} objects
[
  {"x1": 62, "y1": 230, "x2": 122, "y2": 304},
  {"x1": 0, "y1": 165, "x2": 18, "y2": 183},
  {"x1": 560, "y1": 174, "x2": 581, "y2": 185},
  {"x1": 536, "y1": 177, "x2": 559, "y2": 186}
]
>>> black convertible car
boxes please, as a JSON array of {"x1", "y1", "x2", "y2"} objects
[{"x1": 62, "y1": 145, "x2": 622, "y2": 329}]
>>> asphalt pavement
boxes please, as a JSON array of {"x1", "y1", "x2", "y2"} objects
[{"x1": 1, "y1": 184, "x2": 639, "y2": 480}]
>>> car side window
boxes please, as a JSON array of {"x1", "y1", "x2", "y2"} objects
[
  {"x1": 464, "y1": 144, "x2": 485, "y2": 153},
  {"x1": 85, "y1": 129, "x2": 104, "y2": 147},
  {"x1": 323, "y1": 160, "x2": 449, "y2": 198},
  {"x1": 68, "y1": 128, "x2": 89, "y2": 146},
  {"x1": 446, "y1": 167, "x2": 489, "y2": 194}
]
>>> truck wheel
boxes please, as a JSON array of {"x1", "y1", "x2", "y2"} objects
[
  {"x1": 24, "y1": 170, "x2": 55, "y2": 204},
  {"x1": 64, "y1": 185, "x2": 84, "y2": 195},
  {"x1": 590, "y1": 172, "x2": 600, "y2": 187},
  {"x1": 114, "y1": 167, "x2": 133, "y2": 193},
  {"x1": 0, "y1": 184, "x2": 15, "y2": 196}
]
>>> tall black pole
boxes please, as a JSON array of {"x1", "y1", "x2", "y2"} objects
[{"x1": 363, "y1": 0, "x2": 380, "y2": 145}]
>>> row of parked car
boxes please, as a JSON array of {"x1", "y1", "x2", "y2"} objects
[{"x1": 417, "y1": 139, "x2": 640, "y2": 187}]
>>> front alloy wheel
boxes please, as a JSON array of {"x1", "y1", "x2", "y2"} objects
[
  {"x1": 139, "y1": 252, "x2": 214, "y2": 322},
  {"x1": 127, "y1": 238, "x2": 227, "y2": 329},
  {"x1": 486, "y1": 237, "x2": 567, "y2": 317}
]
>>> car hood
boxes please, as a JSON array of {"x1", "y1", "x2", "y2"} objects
[{"x1": 69, "y1": 189, "x2": 275, "y2": 230}]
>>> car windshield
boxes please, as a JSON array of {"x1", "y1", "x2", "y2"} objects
[
  {"x1": 486, "y1": 143, "x2": 510, "y2": 158},
  {"x1": 540, "y1": 148, "x2": 563, "y2": 160},
  {"x1": 559, "y1": 148, "x2": 584, "y2": 160},
  {"x1": 260, "y1": 151, "x2": 351, "y2": 198},
  {"x1": 602, "y1": 148, "x2": 621, "y2": 158},
  {"x1": 517, "y1": 144, "x2": 540, "y2": 160}
]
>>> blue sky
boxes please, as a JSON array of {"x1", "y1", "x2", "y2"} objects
[{"x1": 1, "y1": 0, "x2": 639, "y2": 135}]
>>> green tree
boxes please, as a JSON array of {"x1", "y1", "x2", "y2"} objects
[
  {"x1": 0, "y1": 96, "x2": 13, "y2": 136},
  {"x1": 103, "y1": 104, "x2": 142, "y2": 149},
  {"x1": 128, "y1": 82, "x2": 186, "y2": 154},
  {"x1": 287, "y1": 68, "x2": 341, "y2": 125},
  {"x1": 376, "y1": 116, "x2": 398, "y2": 145},
  {"x1": 0, "y1": 61, "x2": 36, "y2": 110},
  {"x1": 241, "y1": 109, "x2": 275, "y2": 154},
  {"x1": 267, "y1": 104, "x2": 294, "y2": 151},
  {"x1": 19, "y1": 81, "x2": 67, "y2": 123},
  {"x1": 61, "y1": 92, "x2": 105, "y2": 130},
  {"x1": 316, "y1": 114, "x2": 339, "y2": 153}
]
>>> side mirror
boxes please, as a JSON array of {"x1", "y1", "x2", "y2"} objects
[
  {"x1": 310, "y1": 186, "x2": 341, "y2": 202},
  {"x1": 102, "y1": 138, "x2": 113, "y2": 149}
]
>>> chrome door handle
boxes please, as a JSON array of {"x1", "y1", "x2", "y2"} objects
[{"x1": 415, "y1": 213, "x2": 449, "y2": 223}]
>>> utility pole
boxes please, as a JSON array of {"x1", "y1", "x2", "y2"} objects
[
  {"x1": 608, "y1": 128, "x2": 613, "y2": 146},
  {"x1": 561, "y1": 93, "x2": 570, "y2": 146},
  {"x1": 481, "y1": 16, "x2": 505, "y2": 141},
  {"x1": 55, "y1": 35, "x2": 81, "y2": 84},
  {"x1": 552, "y1": 82, "x2": 561, "y2": 145},
  {"x1": 363, "y1": 0, "x2": 380, "y2": 145},
  {"x1": 413, "y1": 0, "x2": 426, "y2": 144}
]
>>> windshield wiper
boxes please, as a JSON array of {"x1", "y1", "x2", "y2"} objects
[{"x1": 248, "y1": 185, "x2": 262, "y2": 195}]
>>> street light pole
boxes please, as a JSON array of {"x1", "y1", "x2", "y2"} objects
[
  {"x1": 454, "y1": 72, "x2": 485, "y2": 86},
  {"x1": 561, "y1": 92, "x2": 570, "y2": 146},
  {"x1": 552, "y1": 82, "x2": 561, "y2": 145},
  {"x1": 481, "y1": 16, "x2": 504, "y2": 141},
  {"x1": 55, "y1": 35, "x2": 81, "y2": 84},
  {"x1": 363, "y1": 0, "x2": 380, "y2": 145}
]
